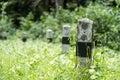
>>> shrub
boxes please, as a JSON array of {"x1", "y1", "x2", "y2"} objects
[
  {"x1": 17, "y1": 3, "x2": 120, "y2": 50},
  {"x1": 0, "y1": 2, "x2": 15, "y2": 38},
  {"x1": 39, "y1": 4, "x2": 120, "y2": 50}
]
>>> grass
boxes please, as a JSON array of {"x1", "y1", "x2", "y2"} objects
[{"x1": 0, "y1": 39, "x2": 120, "y2": 80}]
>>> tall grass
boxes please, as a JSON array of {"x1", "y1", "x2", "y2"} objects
[{"x1": 0, "y1": 39, "x2": 119, "y2": 80}]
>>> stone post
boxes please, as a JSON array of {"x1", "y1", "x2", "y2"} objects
[
  {"x1": 62, "y1": 25, "x2": 70, "y2": 54},
  {"x1": 76, "y1": 18, "x2": 93, "y2": 68},
  {"x1": 46, "y1": 29, "x2": 53, "y2": 43}
]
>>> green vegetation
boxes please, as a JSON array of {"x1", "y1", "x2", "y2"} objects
[
  {"x1": 0, "y1": 40, "x2": 120, "y2": 80},
  {"x1": 0, "y1": 0, "x2": 120, "y2": 79},
  {"x1": 0, "y1": 1, "x2": 120, "y2": 50}
]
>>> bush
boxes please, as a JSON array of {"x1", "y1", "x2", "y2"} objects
[
  {"x1": 0, "y1": 2, "x2": 16, "y2": 39},
  {"x1": 83, "y1": 4, "x2": 120, "y2": 50},
  {"x1": 16, "y1": 3, "x2": 120, "y2": 50},
  {"x1": 39, "y1": 4, "x2": 120, "y2": 50}
]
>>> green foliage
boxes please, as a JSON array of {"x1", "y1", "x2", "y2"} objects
[
  {"x1": 83, "y1": 4, "x2": 120, "y2": 50},
  {"x1": 39, "y1": 4, "x2": 120, "y2": 50},
  {"x1": 0, "y1": 1, "x2": 120, "y2": 50},
  {"x1": 116, "y1": 0, "x2": 120, "y2": 7},
  {"x1": 0, "y1": 15, "x2": 13, "y2": 32},
  {"x1": 19, "y1": 12, "x2": 34, "y2": 31},
  {"x1": 0, "y1": 40, "x2": 120, "y2": 80},
  {"x1": 0, "y1": 1, "x2": 119, "y2": 79},
  {"x1": 19, "y1": 12, "x2": 44, "y2": 39},
  {"x1": 0, "y1": 2, "x2": 15, "y2": 37}
]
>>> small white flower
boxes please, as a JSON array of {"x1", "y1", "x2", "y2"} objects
[
  {"x1": 90, "y1": 75, "x2": 97, "y2": 80},
  {"x1": 34, "y1": 54, "x2": 39, "y2": 59},
  {"x1": 96, "y1": 52, "x2": 101, "y2": 57},
  {"x1": 89, "y1": 69, "x2": 95, "y2": 74}
]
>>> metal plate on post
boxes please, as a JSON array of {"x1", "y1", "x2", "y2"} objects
[{"x1": 76, "y1": 42, "x2": 92, "y2": 58}]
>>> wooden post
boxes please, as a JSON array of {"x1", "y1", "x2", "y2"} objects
[
  {"x1": 22, "y1": 32, "x2": 27, "y2": 42},
  {"x1": 76, "y1": 18, "x2": 93, "y2": 68},
  {"x1": 62, "y1": 25, "x2": 70, "y2": 54},
  {"x1": 46, "y1": 29, "x2": 53, "y2": 43}
]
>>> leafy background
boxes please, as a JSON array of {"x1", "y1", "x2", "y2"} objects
[{"x1": 0, "y1": 0, "x2": 120, "y2": 50}]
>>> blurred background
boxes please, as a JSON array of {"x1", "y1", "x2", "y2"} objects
[{"x1": 0, "y1": 0, "x2": 120, "y2": 50}]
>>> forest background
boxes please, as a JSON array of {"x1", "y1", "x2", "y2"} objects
[{"x1": 0, "y1": 0, "x2": 120, "y2": 50}]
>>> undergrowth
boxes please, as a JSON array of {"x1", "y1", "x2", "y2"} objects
[{"x1": 0, "y1": 39, "x2": 119, "y2": 80}]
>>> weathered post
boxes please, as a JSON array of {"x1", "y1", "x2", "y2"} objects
[
  {"x1": 62, "y1": 25, "x2": 70, "y2": 54},
  {"x1": 2, "y1": 31, "x2": 7, "y2": 40},
  {"x1": 76, "y1": 18, "x2": 93, "y2": 68},
  {"x1": 46, "y1": 29, "x2": 53, "y2": 43},
  {"x1": 22, "y1": 32, "x2": 27, "y2": 42}
]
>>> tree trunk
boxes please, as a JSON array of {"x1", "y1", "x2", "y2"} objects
[{"x1": 55, "y1": 0, "x2": 59, "y2": 18}]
